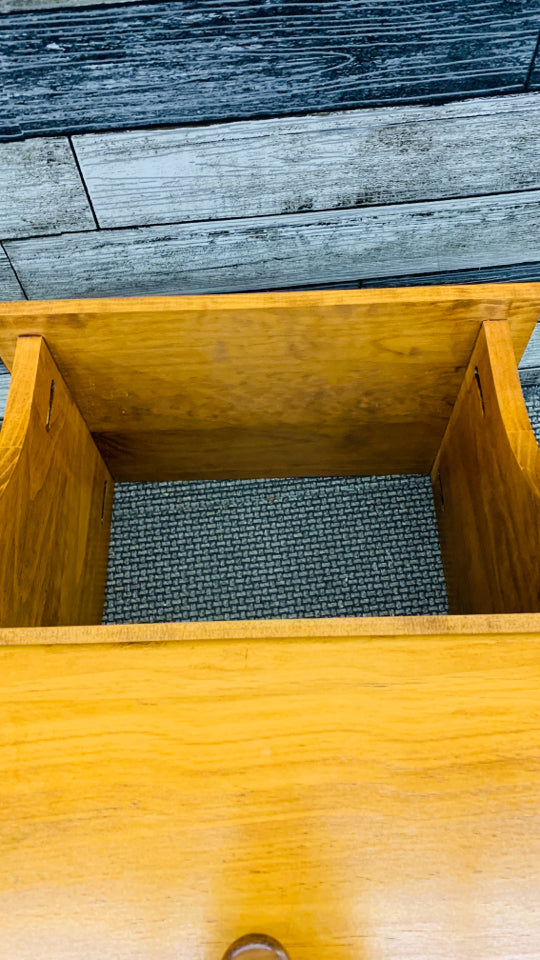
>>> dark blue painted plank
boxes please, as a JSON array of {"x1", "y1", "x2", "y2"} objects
[{"x1": 2, "y1": 1, "x2": 540, "y2": 138}]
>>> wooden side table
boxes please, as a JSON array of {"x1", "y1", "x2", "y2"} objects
[{"x1": 0, "y1": 286, "x2": 539, "y2": 960}]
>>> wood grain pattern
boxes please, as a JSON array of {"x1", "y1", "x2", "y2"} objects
[
  {"x1": 72, "y1": 93, "x2": 540, "y2": 228},
  {"x1": 0, "y1": 138, "x2": 95, "y2": 240},
  {"x1": 0, "y1": 336, "x2": 114, "y2": 626},
  {"x1": 5, "y1": 191, "x2": 540, "y2": 300},
  {"x1": 1, "y1": 2, "x2": 538, "y2": 138},
  {"x1": 432, "y1": 320, "x2": 540, "y2": 614},
  {"x1": 1, "y1": 625, "x2": 540, "y2": 959},
  {"x1": 0, "y1": 244, "x2": 24, "y2": 300},
  {"x1": 0, "y1": 287, "x2": 538, "y2": 481},
  {"x1": 360, "y1": 261, "x2": 540, "y2": 376}
]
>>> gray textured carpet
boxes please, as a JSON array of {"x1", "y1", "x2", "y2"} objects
[
  {"x1": 103, "y1": 474, "x2": 449, "y2": 622},
  {"x1": 102, "y1": 384, "x2": 540, "y2": 624}
]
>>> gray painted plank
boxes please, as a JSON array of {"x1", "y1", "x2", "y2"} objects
[
  {"x1": 0, "y1": 245, "x2": 24, "y2": 300},
  {"x1": 0, "y1": 138, "x2": 95, "y2": 240},
  {"x1": 73, "y1": 93, "x2": 540, "y2": 229},
  {"x1": 0, "y1": 362, "x2": 10, "y2": 420},
  {"x1": 521, "y1": 366, "x2": 540, "y2": 385},
  {"x1": 5, "y1": 191, "x2": 540, "y2": 301},
  {"x1": 0, "y1": 88, "x2": 19, "y2": 140},
  {"x1": 2, "y1": 2, "x2": 539, "y2": 139}
]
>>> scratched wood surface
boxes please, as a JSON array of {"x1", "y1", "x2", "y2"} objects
[
  {"x1": 0, "y1": 287, "x2": 537, "y2": 481},
  {"x1": 1, "y1": 1, "x2": 539, "y2": 139},
  {"x1": 5, "y1": 192, "x2": 540, "y2": 300},
  {"x1": 1, "y1": 622, "x2": 540, "y2": 959},
  {"x1": 0, "y1": 138, "x2": 95, "y2": 240},
  {"x1": 71, "y1": 93, "x2": 540, "y2": 228},
  {"x1": 0, "y1": 336, "x2": 114, "y2": 626},
  {"x1": 432, "y1": 321, "x2": 540, "y2": 614}
]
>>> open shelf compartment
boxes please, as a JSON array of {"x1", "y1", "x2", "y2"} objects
[{"x1": 0, "y1": 285, "x2": 538, "y2": 628}]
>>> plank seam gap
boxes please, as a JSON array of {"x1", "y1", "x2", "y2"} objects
[
  {"x1": 5, "y1": 186, "x2": 540, "y2": 245},
  {"x1": 3, "y1": 89, "x2": 539, "y2": 154},
  {"x1": 68, "y1": 136, "x2": 100, "y2": 230},
  {"x1": 359, "y1": 260, "x2": 540, "y2": 283},
  {"x1": 1, "y1": 242, "x2": 28, "y2": 300},
  {"x1": 0, "y1": 87, "x2": 533, "y2": 145},
  {"x1": 525, "y1": 29, "x2": 540, "y2": 90}
]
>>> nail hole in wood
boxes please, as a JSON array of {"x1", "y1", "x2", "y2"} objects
[
  {"x1": 101, "y1": 480, "x2": 108, "y2": 523},
  {"x1": 46, "y1": 379, "x2": 55, "y2": 432},
  {"x1": 474, "y1": 366, "x2": 485, "y2": 416}
]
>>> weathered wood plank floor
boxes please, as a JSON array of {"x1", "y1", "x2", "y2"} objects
[
  {"x1": 2, "y1": 1, "x2": 540, "y2": 137},
  {"x1": 70, "y1": 94, "x2": 540, "y2": 229},
  {"x1": 6, "y1": 192, "x2": 540, "y2": 299},
  {"x1": 0, "y1": 138, "x2": 94, "y2": 238},
  {"x1": 0, "y1": 248, "x2": 23, "y2": 301},
  {"x1": 0, "y1": 2, "x2": 539, "y2": 388}
]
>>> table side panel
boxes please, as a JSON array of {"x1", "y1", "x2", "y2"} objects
[{"x1": 0, "y1": 336, "x2": 114, "y2": 626}]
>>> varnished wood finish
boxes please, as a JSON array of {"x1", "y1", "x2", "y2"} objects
[
  {"x1": 0, "y1": 612, "x2": 539, "y2": 645},
  {"x1": 0, "y1": 287, "x2": 538, "y2": 480},
  {"x1": 1, "y1": 621, "x2": 540, "y2": 959},
  {"x1": 0, "y1": 336, "x2": 114, "y2": 626},
  {"x1": 432, "y1": 320, "x2": 540, "y2": 614}
]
